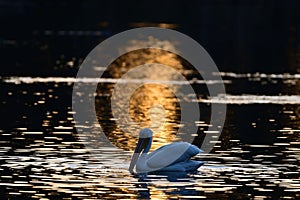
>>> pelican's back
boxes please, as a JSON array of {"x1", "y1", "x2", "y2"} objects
[{"x1": 146, "y1": 142, "x2": 201, "y2": 170}]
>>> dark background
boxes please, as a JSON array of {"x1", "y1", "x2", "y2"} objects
[{"x1": 1, "y1": 0, "x2": 300, "y2": 76}]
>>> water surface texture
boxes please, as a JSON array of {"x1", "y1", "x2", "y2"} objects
[{"x1": 1, "y1": 68, "x2": 299, "y2": 199}]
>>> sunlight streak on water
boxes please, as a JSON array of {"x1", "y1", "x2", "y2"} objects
[
  {"x1": 1, "y1": 76, "x2": 229, "y2": 85},
  {"x1": 214, "y1": 72, "x2": 300, "y2": 79},
  {"x1": 199, "y1": 94, "x2": 300, "y2": 104}
]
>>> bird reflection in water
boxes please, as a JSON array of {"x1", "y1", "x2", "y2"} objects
[{"x1": 133, "y1": 171, "x2": 199, "y2": 199}]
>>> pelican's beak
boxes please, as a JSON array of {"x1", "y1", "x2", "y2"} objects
[{"x1": 129, "y1": 138, "x2": 148, "y2": 174}]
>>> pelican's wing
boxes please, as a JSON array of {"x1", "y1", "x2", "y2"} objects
[{"x1": 146, "y1": 142, "x2": 202, "y2": 169}]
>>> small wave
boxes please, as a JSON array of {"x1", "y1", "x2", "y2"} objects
[
  {"x1": 1, "y1": 76, "x2": 230, "y2": 85},
  {"x1": 199, "y1": 94, "x2": 300, "y2": 104},
  {"x1": 214, "y1": 72, "x2": 300, "y2": 79}
]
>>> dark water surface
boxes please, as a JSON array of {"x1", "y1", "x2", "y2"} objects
[
  {"x1": 0, "y1": 72, "x2": 299, "y2": 199},
  {"x1": 1, "y1": 1, "x2": 300, "y2": 199}
]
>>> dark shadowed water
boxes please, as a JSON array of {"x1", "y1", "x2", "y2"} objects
[{"x1": 0, "y1": 71, "x2": 299, "y2": 199}]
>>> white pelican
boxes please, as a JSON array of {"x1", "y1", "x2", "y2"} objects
[{"x1": 129, "y1": 128, "x2": 204, "y2": 173}]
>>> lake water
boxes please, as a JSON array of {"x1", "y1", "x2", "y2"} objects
[{"x1": 0, "y1": 69, "x2": 299, "y2": 199}]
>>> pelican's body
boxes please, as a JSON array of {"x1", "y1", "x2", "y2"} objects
[{"x1": 129, "y1": 128, "x2": 204, "y2": 173}]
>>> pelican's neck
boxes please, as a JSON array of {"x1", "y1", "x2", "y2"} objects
[{"x1": 142, "y1": 137, "x2": 152, "y2": 154}]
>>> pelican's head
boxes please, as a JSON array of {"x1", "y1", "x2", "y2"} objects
[
  {"x1": 139, "y1": 128, "x2": 153, "y2": 138},
  {"x1": 129, "y1": 128, "x2": 153, "y2": 174}
]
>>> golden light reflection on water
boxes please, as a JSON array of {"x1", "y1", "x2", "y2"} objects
[
  {"x1": 107, "y1": 47, "x2": 192, "y2": 79},
  {"x1": 129, "y1": 83, "x2": 180, "y2": 151},
  {"x1": 96, "y1": 40, "x2": 191, "y2": 152}
]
